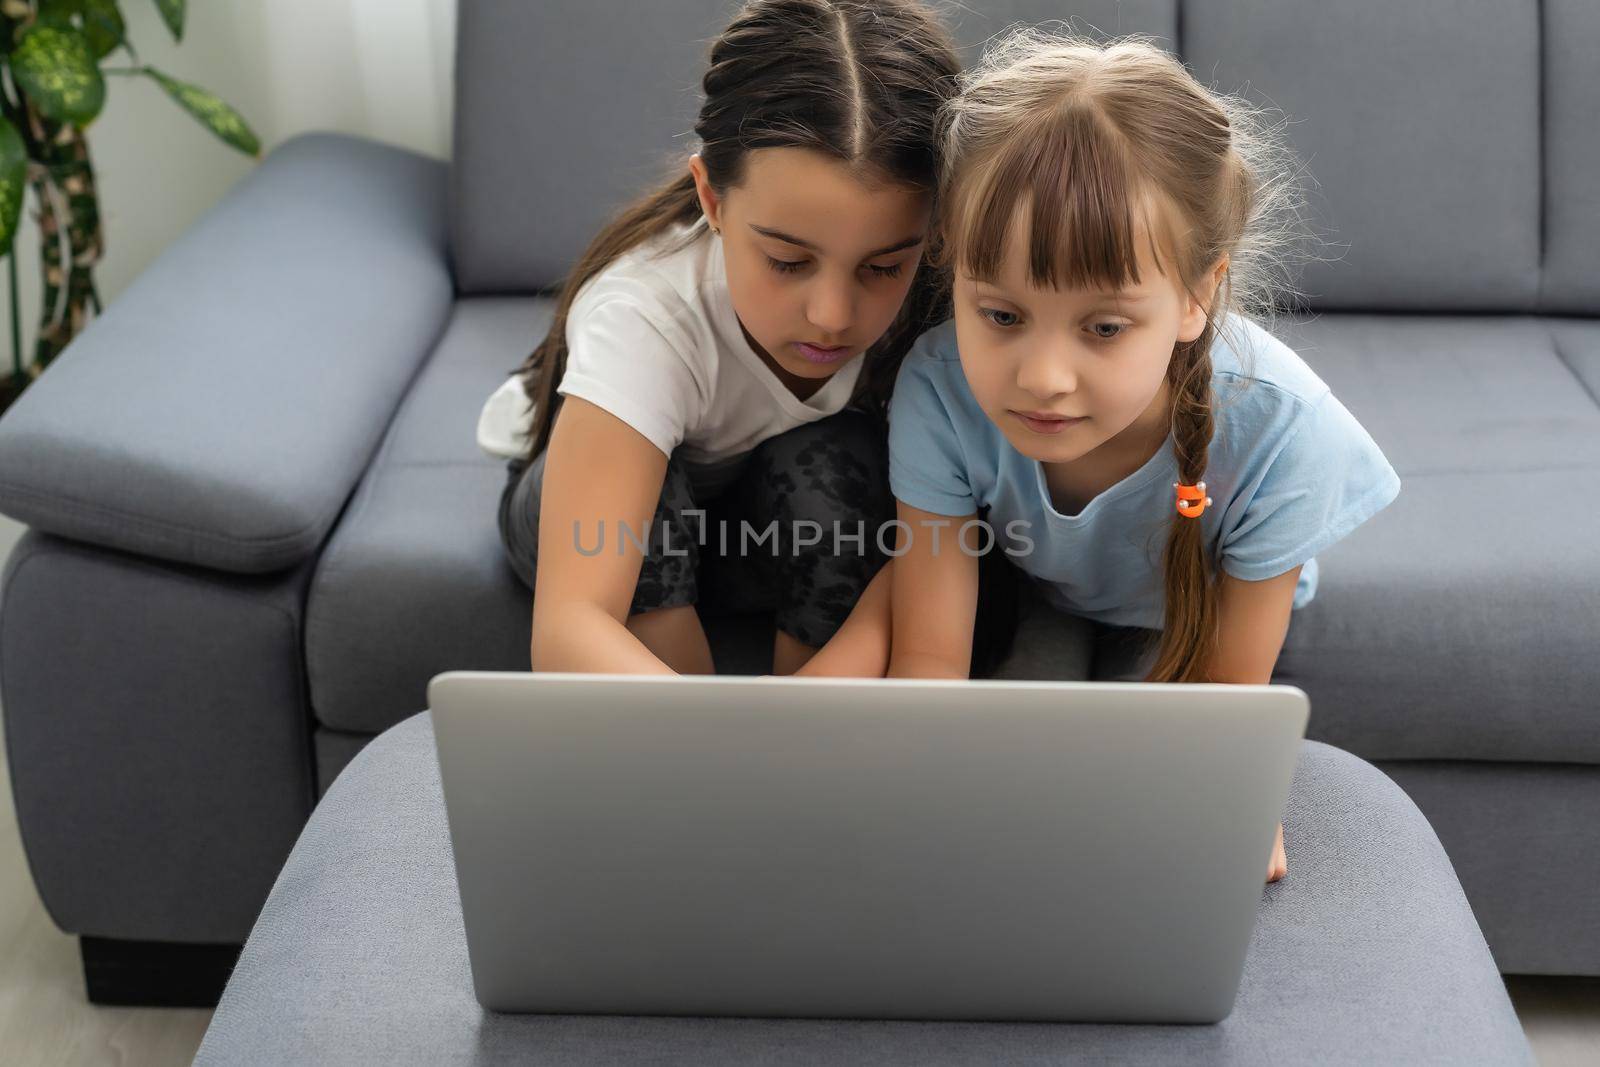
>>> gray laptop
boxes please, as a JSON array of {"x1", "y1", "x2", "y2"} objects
[{"x1": 428, "y1": 671, "x2": 1308, "y2": 1024}]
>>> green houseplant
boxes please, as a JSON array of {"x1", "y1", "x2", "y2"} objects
[{"x1": 0, "y1": 0, "x2": 259, "y2": 415}]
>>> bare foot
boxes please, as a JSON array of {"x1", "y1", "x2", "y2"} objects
[{"x1": 1266, "y1": 822, "x2": 1288, "y2": 883}]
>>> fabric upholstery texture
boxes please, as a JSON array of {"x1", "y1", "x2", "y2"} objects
[
  {"x1": 0, "y1": 134, "x2": 454, "y2": 573},
  {"x1": 0, "y1": 531, "x2": 317, "y2": 942},
  {"x1": 195, "y1": 712, "x2": 1532, "y2": 1066},
  {"x1": 1377, "y1": 759, "x2": 1600, "y2": 975}
]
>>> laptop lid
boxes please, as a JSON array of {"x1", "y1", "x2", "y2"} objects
[{"x1": 429, "y1": 671, "x2": 1308, "y2": 1023}]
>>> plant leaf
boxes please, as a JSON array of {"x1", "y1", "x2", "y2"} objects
[
  {"x1": 80, "y1": 0, "x2": 126, "y2": 59},
  {"x1": 0, "y1": 116, "x2": 26, "y2": 255},
  {"x1": 38, "y1": 0, "x2": 127, "y2": 59},
  {"x1": 11, "y1": 25, "x2": 106, "y2": 126},
  {"x1": 33, "y1": 0, "x2": 80, "y2": 32},
  {"x1": 153, "y1": 0, "x2": 183, "y2": 42},
  {"x1": 144, "y1": 67, "x2": 259, "y2": 156}
]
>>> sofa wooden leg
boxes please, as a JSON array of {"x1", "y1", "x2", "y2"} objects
[{"x1": 79, "y1": 936, "x2": 243, "y2": 1008}]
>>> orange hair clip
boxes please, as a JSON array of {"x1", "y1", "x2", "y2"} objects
[{"x1": 1174, "y1": 481, "x2": 1212, "y2": 518}]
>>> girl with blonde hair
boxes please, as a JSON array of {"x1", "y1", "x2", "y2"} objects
[{"x1": 875, "y1": 31, "x2": 1402, "y2": 882}]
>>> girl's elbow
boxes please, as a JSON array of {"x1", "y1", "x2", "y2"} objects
[{"x1": 529, "y1": 599, "x2": 582, "y2": 672}]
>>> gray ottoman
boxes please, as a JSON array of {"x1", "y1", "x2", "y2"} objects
[{"x1": 195, "y1": 712, "x2": 1533, "y2": 1065}]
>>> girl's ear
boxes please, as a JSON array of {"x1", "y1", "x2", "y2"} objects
[
  {"x1": 1177, "y1": 255, "x2": 1229, "y2": 342},
  {"x1": 688, "y1": 154, "x2": 723, "y2": 233}
]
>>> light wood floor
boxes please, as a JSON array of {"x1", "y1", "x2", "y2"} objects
[{"x1": 0, "y1": 514, "x2": 1595, "y2": 1065}]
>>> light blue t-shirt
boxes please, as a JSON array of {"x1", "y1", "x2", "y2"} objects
[{"x1": 887, "y1": 314, "x2": 1402, "y2": 630}]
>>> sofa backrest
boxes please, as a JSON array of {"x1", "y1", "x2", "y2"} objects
[{"x1": 451, "y1": 0, "x2": 1598, "y2": 315}]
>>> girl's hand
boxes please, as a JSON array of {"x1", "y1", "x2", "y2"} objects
[
  {"x1": 1267, "y1": 822, "x2": 1287, "y2": 883},
  {"x1": 790, "y1": 562, "x2": 894, "y2": 678}
]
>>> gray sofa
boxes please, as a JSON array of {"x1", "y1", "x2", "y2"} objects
[{"x1": 0, "y1": 0, "x2": 1596, "y2": 1006}]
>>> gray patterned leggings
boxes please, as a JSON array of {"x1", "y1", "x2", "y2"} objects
[{"x1": 497, "y1": 408, "x2": 895, "y2": 648}]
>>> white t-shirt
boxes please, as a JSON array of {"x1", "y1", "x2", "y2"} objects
[{"x1": 476, "y1": 223, "x2": 866, "y2": 496}]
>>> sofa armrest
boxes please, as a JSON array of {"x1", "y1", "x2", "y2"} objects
[{"x1": 0, "y1": 131, "x2": 455, "y2": 573}]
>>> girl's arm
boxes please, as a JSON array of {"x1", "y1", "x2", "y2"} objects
[
  {"x1": 791, "y1": 560, "x2": 896, "y2": 677},
  {"x1": 796, "y1": 500, "x2": 986, "y2": 679},
  {"x1": 530, "y1": 396, "x2": 682, "y2": 675},
  {"x1": 887, "y1": 500, "x2": 983, "y2": 679},
  {"x1": 1209, "y1": 564, "x2": 1304, "y2": 884},
  {"x1": 1207, "y1": 566, "x2": 1303, "y2": 686}
]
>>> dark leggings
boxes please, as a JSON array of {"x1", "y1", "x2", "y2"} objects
[{"x1": 498, "y1": 407, "x2": 897, "y2": 649}]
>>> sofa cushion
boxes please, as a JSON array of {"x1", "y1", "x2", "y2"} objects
[
  {"x1": 1185, "y1": 0, "x2": 1542, "y2": 311},
  {"x1": 451, "y1": 0, "x2": 743, "y2": 294},
  {"x1": 1268, "y1": 315, "x2": 1600, "y2": 763},
  {"x1": 305, "y1": 299, "x2": 546, "y2": 733},
  {"x1": 1543, "y1": 0, "x2": 1600, "y2": 311}
]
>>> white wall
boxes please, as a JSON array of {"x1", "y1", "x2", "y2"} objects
[{"x1": 1, "y1": 0, "x2": 456, "y2": 373}]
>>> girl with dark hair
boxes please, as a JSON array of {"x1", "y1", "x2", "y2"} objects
[{"x1": 477, "y1": 0, "x2": 960, "y2": 676}]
